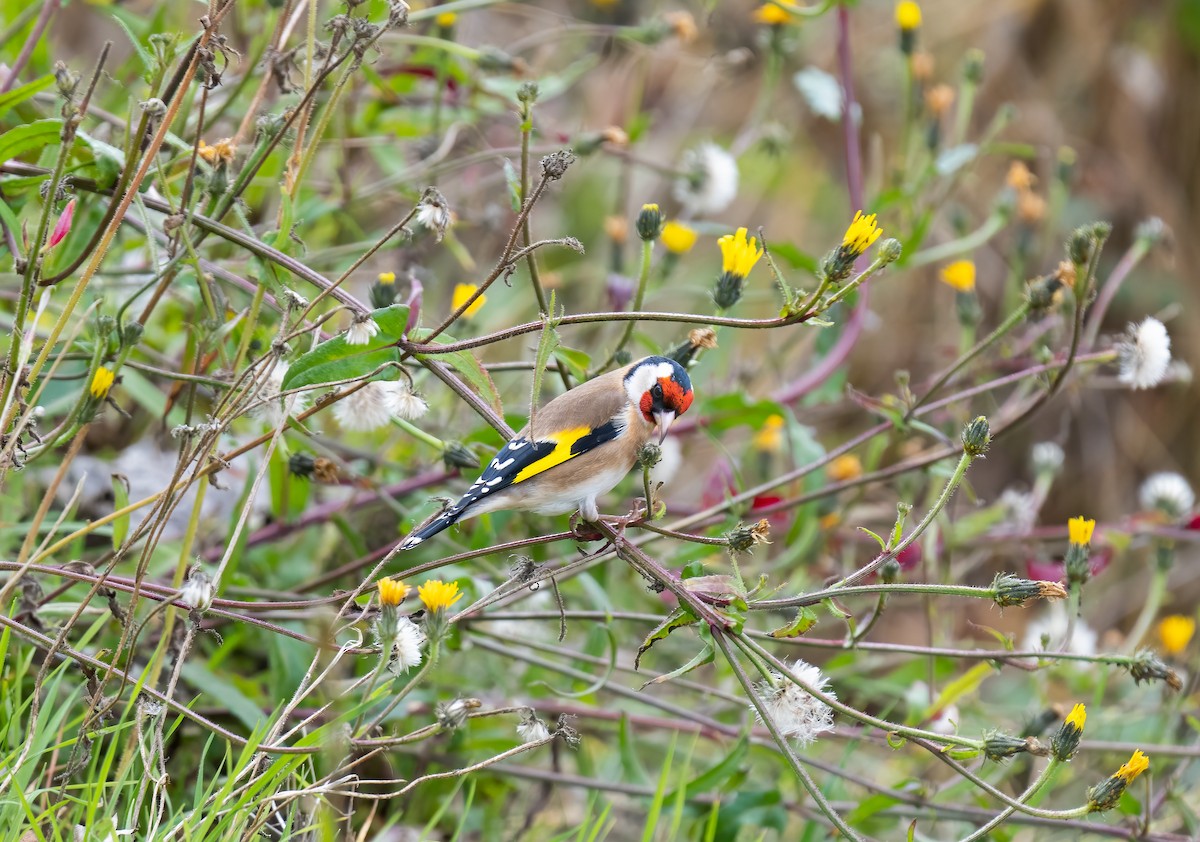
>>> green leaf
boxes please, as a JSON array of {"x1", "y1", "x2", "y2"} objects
[
  {"x1": 502, "y1": 159, "x2": 521, "y2": 210},
  {"x1": 768, "y1": 606, "x2": 819, "y2": 638},
  {"x1": 0, "y1": 119, "x2": 62, "y2": 165},
  {"x1": 552, "y1": 346, "x2": 591, "y2": 382},
  {"x1": 528, "y1": 292, "x2": 562, "y2": 419},
  {"x1": 281, "y1": 303, "x2": 409, "y2": 392},
  {"x1": 110, "y1": 474, "x2": 130, "y2": 550},
  {"x1": 76, "y1": 130, "x2": 126, "y2": 188},
  {"x1": 924, "y1": 662, "x2": 996, "y2": 721},
  {"x1": 282, "y1": 345, "x2": 402, "y2": 393},
  {"x1": 0, "y1": 75, "x2": 54, "y2": 121},
  {"x1": 640, "y1": 638, "x2": 713, "y2": 689},
  {"x1": 617, "y1": 714, "x2": 650, "y2": 786},
  {"x1": 411, "y1": 330, "x2": 504, "y2": 415},
  {"x1": 858, "y1": 526, "x2": 886, "y2": 549},
  {"x1": 663, "y1": 733, "x2": 748, "y2": 803},
  {"x1": 635, "y1": 607, "x2": 699, "y2": 669}
]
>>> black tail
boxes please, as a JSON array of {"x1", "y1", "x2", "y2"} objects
[{"x1": 399, "y1": 505, "x2": 466, "y2": 551}]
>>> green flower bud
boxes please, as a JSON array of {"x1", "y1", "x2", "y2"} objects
[{"x1": 960, "y1": 415, "x2": 990, "y2": 457}]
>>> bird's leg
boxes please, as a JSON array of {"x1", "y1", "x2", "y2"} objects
[{"x1": 569, "y1": 505, "x2": 605, "y2": 543}]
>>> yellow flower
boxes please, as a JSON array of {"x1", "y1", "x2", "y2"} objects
[
  {"x1": 940, "y1": 260, "x2": 976, "y2": 292},
  {"x1": 754, "y1": 3, "x2": 791, "y2": 25},
  {"x1": 841, "y1": 210, "x2": 883, "y2": 257},
  {"x1": 197, "y1": 137, "x2": 236, "y2": 165},
  {"x1": 1114, "y1": 750, "x2": 1149, "y2": 784},
  {"x1": 1006, "y1": 161, "x2": 1036, "y2": 192},
  {"x1": 827, "y1": 454, "x2": 863, "y2": 482},
  {"x1": 661, "y1": 220, "x2": 698, "y2": 254},
  {"x1": 435, "y1": 11, "x2": 457, "y2": 27},
  {"x1": 895, "y1": 1, "x2": 922, "y2": 30},
  {"x1": 1158, "y1": 614, "x2": 1196, "y2": 655},
  {"x1": 418, "y1": 579, "x2": 464, "y2": 612},
  {"x1": 1068, "y1": 516, "x2": 1095, "y2": 546},
  {"x1": 452, "y1": 283, "x2": 486, "y2": 318},
  {"x1": 1065, "y1": 702, "x2": 1086, "y2": 732},
  {"x1": 377, "y1": 578, "x2": 411, "y2": 607},
  {"x1": 753, "y1": 414, "x2": 785, "y2": 453},
  {"x1": 90, "y1": 366, "x2": 115, "y2": 399},
  {"x1": 377, "y1": 271, "x2": 396, "y2": 284},
  {"x1": 718, "y1": 227, "x2": 763, "y2": 278}
]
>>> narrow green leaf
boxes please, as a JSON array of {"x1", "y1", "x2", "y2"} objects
[
  {"x1": 857, "y1": 526, "x2": 886, "y2": 549},
  {"x1": 768, "y1": 606, "x2": 819, "y2": 639},
  {"x1": 640, "y1": 731, "x2": 677, "y2": 842},
  {"x1": 924, "y1": 662, "x2": 996, "y2": 721},
  {"x1": 664, "y1": 734, "x2": 748, "y2": 803},
  {"x1": 110, "y1": 474, "x2": 130, "y2": 550},
  {"x1": 617, "y1": 714, "x2": 650, "y2": 786},
  {"x1": 635, "y1": 607, "x2": 699, "y2": 669},
  {"x1": 640, "y1": 640, "x2": 713, "y2": 689},
  {"x1": 528, "y1": 291, "x2": 562, "y2": 423}
]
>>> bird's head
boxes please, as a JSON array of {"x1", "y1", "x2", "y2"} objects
[{"x1": 624, "y1": 356, "x2": 694, "y2": 443}]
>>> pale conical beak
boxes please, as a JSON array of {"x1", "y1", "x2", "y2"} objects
[{"x1": 653, "y1": 410, "x2": 676, "y2": 444}]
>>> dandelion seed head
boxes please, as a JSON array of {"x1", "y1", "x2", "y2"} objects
[
  {"x1": 1117, "y1": 317, "x2": 1171, "y2": 390},
  {"x1": 1139, "y1": 472, "x2": 1194, "y2": 519},
  {"x1": 673, "y1": 142, "x2": 738, "y2": 217},
  {"x1": 751, "y1": 659, "x2": 835, "y2": 747}
]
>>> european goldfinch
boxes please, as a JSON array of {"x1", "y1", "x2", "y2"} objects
[{"x1": 400, "y1": 356, "x2": 694, "y2": 550}]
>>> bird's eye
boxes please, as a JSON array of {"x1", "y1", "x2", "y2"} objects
[{"x1": 651, "y1": 383, "x2": 663, "y2": 399}]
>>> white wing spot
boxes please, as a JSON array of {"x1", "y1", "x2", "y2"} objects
[
  {"x1": 493, "y1": 457, "x2": 515, "y2": 470},
  {"x1": 486, "y1": 477, "x2": 503, "y2": 487}
]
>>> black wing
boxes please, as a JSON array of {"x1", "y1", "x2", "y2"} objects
[{"x1": 399, "y1": 420, "x2": 621, "y2": 550}]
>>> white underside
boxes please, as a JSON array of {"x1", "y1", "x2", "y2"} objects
[{"x1": 462, "y1": 463, "x2": 631, "y2": 522}]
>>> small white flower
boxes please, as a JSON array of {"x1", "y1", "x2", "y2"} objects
[
  {"x1": 345, "y1": 314, "x2": 380, "y2": 346},
  {"x1": 253, "y1": 362, "x2": 309, "y2": 427},
  {"x1": 333, "y1": 381, "x2": 397, "y2": 431},
  {"x1": 1023, "y1": 604, "x2": 1097, "y2": 656},
  {"x1": 673, "y1": 142, "x2": 738, "y2": 217},
  {"x1": 751, "y1": 658, "x2": 835, "y2": 747},
  {"x1": 1117, "y1": 317, "x2": 1171, "y2": 389},
  {"x1": 392, "y1": 617, "x2": 425, "y2": 673},
  {"x1": 1139, "y1": 472, "x2": 1195, "y2": 519},
  {"x1": 180, "y1": 567, "x2": 214, "y2": 612},
  {"x1": 650, "y1": 436, "x2": 682, "y2": 486},
  {"x1": 1030, "y1": 442, "x2": 1064, "y2": 476},
  {"x1": 517, "y1": 709, "x2": 551, "y2": 744}
]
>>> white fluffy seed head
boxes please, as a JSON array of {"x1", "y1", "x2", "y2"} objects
[
  {"x1": 751, "y1": 659, "x2": 835, "y2": 747},
  {"x1": 334, "y1": 381, "x2": 396, "y2": 431},
  {"x1": 391, "y1": 617, "x2": 426, "y2": 673},
  {"x1": 1030, "y1": 441, "x2": 1064, "y2": 476},
  {"x1": 345, "y1": 315, "x2": 380, "y2": 346},
  {"x1": 180, "y1": 568, "x2": 214, "y2": 612},
  {"x1": 1139, "y1": 472, "x2": 1195, "y2": 519},
  {"x1": 650, "y1": 436, "x2": 682, "y2": 486},
  {"x1": 517, "y1": 710, "x2": 551, "y2": 744},
  {"x1": 673, "y1": 142, "x2": 738, "y2": 217},
  {"x1": 1117, "y1": 317, "x2": 1171, "y2": 390},
  {"x1": 388, "y1": 382, "x2": 429, "y2": 421}
]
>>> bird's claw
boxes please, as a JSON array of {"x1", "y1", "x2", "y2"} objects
[{"x1": 569, "y1": 510, "x2": 605, "y2": 542}]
